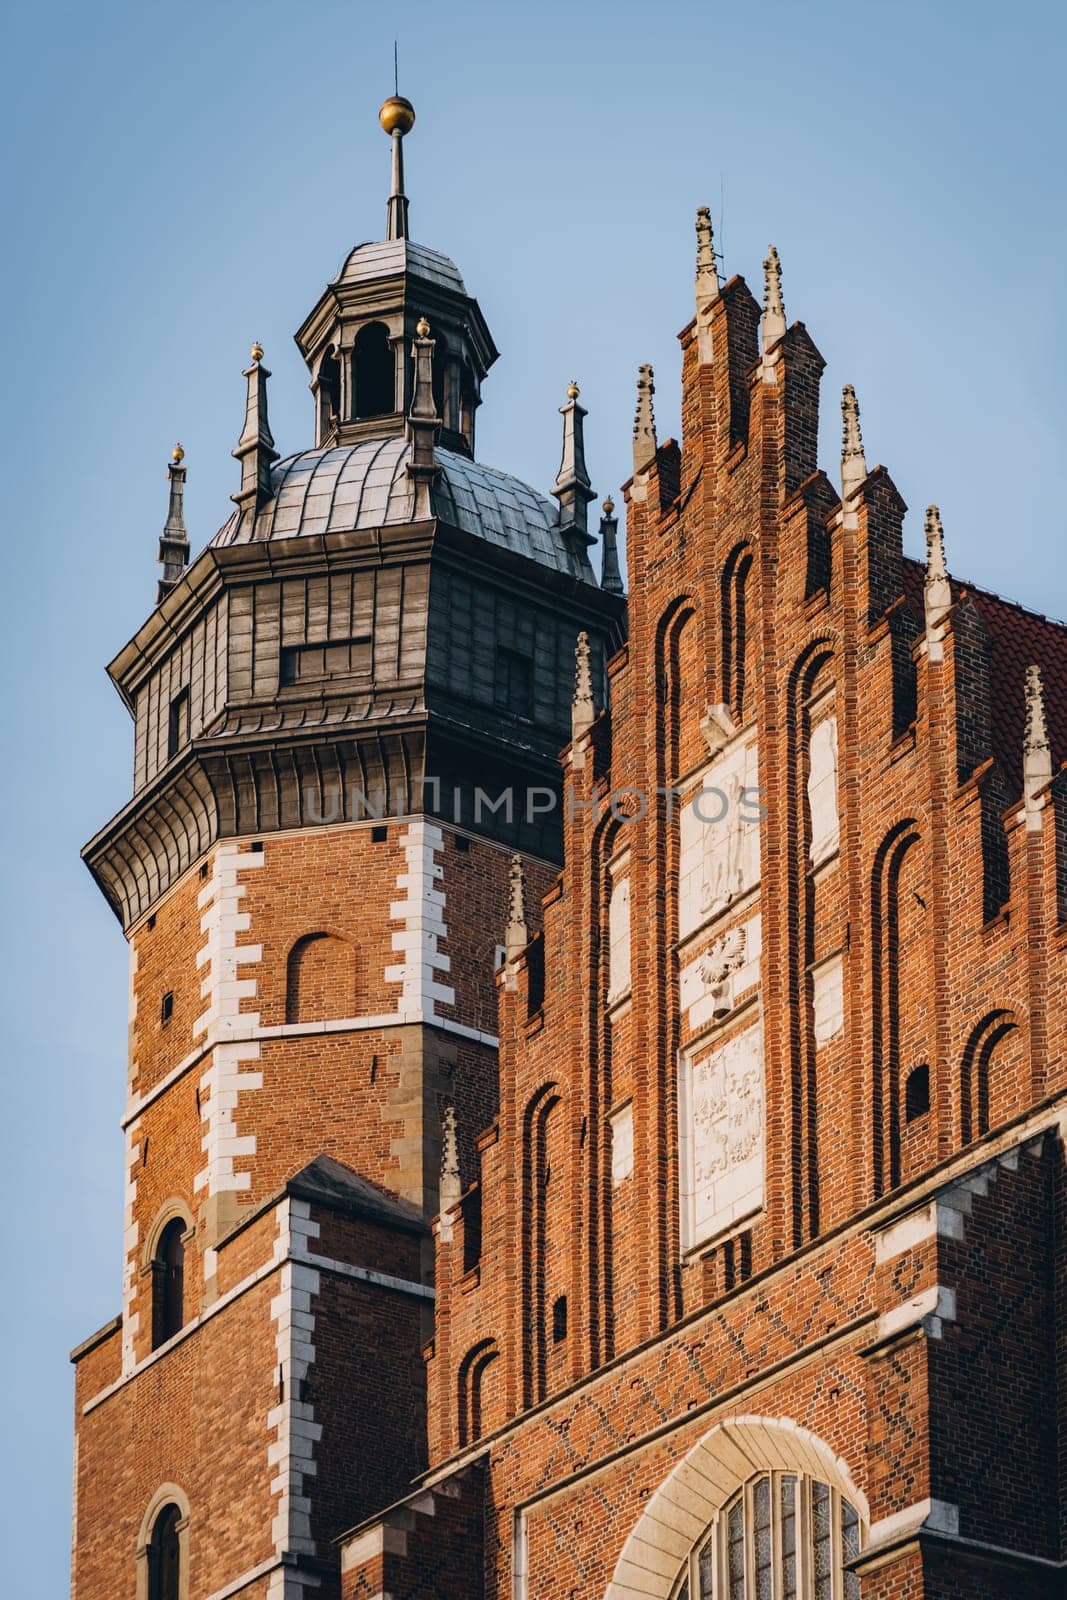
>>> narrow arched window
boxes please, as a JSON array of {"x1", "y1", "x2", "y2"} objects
[
  {"x1": 147, "y1": 1502, "x2": 182, "y2": 1600},
  {"x1": 152, "y1": 1219, "x2": 185, "y2": 1349},
  {"x1": 671, "y1": 1472, "x2": 861, "y2": 1599},
  {"x1": 353, "y1": 323, "x2": 394, "y2": 418}
]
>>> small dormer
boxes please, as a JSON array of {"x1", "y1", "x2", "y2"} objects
[{"x1": 294, "y1": 97, "x2": 497, "y2": 458}]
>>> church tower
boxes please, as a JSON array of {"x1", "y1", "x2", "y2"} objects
[{"x1": 71, "y1": 98, "x2": 623, "y2": 1600}]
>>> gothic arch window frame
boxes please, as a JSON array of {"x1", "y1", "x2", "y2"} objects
[
  {"x1": 521, "y1": 1080, "x2": 562, "y2": 1407},
  {"x1": 605, "y1": 1415, "x2": 867, "y2": 1600},
  {"x1": 135, "y1": 1483, "x2": 190, "y2": 1600},
  {"x1": 457, "y1": 1337, "x2": 499, "y2": 1448},
  {"x1": 870, "y1": 818, "x2": 922, "y2": 1197},
  {"x1": 720, "y1": 542, "x2": 754, "y2": 729},
  {"x1": 784, "y1": 638, "x2": 838, "y2": 1245},
  {"x1": 140, "y1": 1200, "x2": 194, "y2": 1351},
  {"x1": 960, "y1": 1009, "x2": 1018, "y2": 1143},
  {"x1": 669, "y1": 1469, "x2": 862, "y2": 1600}
]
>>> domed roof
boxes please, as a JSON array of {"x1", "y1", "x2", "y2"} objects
[
  {"x1": 334, "y1": 238, "x2": 467, "y2": 295},
  {"x1": 211, "y1": 437, "x2": 594, "y2": 580}
]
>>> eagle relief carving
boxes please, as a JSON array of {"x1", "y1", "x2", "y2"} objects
[{"x1": 698, "y1": 925, "x2": 746, "y2": 1019}]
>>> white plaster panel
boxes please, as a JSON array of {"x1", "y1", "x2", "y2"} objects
[
  {"x1": 807, "y1": 715, "x2": 839, "y2": 866},
  {"x1": 608, "y1": 873, "x2": 632, "y2": 1002},
  {"x1": 811, "y1": 952, "x2": 844, "y2": 1045},
  {"x1": 610, "y1": 1102, "x2": 634, "y2": 1186}
]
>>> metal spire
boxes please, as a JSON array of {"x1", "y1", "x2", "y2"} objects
[
  {"x1": 695, "y1": 205, "x2": 720, "y2": 311},
  {"x1": 504, "y1": 854, "x2": 529, "y2": 963},
  {"x1": 232, "y1": 343, "x2": 278, "y2": 517},
  {"x1": 840, "y1": 384, "x2": 868, "y2": 499},
  {"x1": 923, "y1": 505, "x2": 952, "y2": 638},
  {"x1": 379, "y1": 94, "x2": 416, "y2": 241},
  {"x1": 553, "y1": 381, "x2": 596, "y2": 541},
  {"x1": 1024, "y1": 664, "x2": 1053, "y2": 819},
  {"x1": 599, "y1": 496, "x2": 624, "y2": 595},
  {"x1": 632, "y1": 364, "x2": 657, "y2": 476},
  {"x1": 762, "y1": 246, "x2": 786, "y2": 350},
  {"x1": 572, "y1": 630, "x2": 596, "y2": 741},
  {"x1": 156, "y1": 444, "x2": 190, "y2": 603}
]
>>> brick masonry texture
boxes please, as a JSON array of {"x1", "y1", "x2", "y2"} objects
[{"x1": 70, "y1": 201, "x2": 1067, "y2": 1599}]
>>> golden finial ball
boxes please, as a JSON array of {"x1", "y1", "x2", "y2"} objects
[
  {"x1": 416, "y1": 315, "x2": 431, "y2": 337},
  {"x1": 250, "y1": 341, "x2": 264, "y2": 363},
  {"x1": 602, "y1": 496, "x2": 615, "y2": 515},
  {"x1": 379, "y1": 96, "x2": 416, "y2": 136},
  {"x1": 567, "y1": 380, "x2": 580, "y2": 399},
  {"x1": 171, "y1": 443, "x2": 185, "y2": 464}
]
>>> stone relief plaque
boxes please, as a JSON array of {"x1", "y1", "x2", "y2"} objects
[
  {"x1": 679, "y1": 739, "x2": 761, "y2": 940},
  {"x1": 680, "y1": 1017, "x2": 765, "y2": 1249}
]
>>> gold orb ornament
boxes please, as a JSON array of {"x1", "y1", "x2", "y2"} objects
[
  {"x1": 602, "y1": 496, "x2": 615, "y2": 515},
  {"x1": 172, "y1": 443, "x2": 185, "y2": 463},
  {"x1": 567, "y1": 380, "x2": 580, "y2": 399},
  {"x1": 379, "y1": 95, "x2": 416, "y2": 136},
  {"x1": 416, "y1": 316, "x2": 431, "y2": 337},
  {"x1": 250, "y1": 341, "x2": 264, "y2": 362}
]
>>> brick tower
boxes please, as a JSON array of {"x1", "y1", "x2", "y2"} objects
[{"x1": 70, "y1": 96, "x2": 622, "y2": 1600}]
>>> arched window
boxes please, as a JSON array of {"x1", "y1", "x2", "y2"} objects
[
  {"x1": 352, "y1": 323, "x2": 394, "y2": 418},
  {"x1": 315, "y1": 347, "x2": 340, "y2": 440},
  {"x1": 671, "y1": 1472, "x2": 861, "y2": 1600},
  {"x1": 147, "y1": 1502, "x2": 182, "y2": 1600},
  {"x1": 152, "y1": 1219, "x2": 185, "y2": 1349}
]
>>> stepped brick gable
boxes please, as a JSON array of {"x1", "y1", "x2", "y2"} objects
[{"x1": 71, "y1": 101, "x2": 1067, "y2": 1600}]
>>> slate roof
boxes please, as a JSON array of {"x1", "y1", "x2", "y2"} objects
[
  {"x1": 334, "y1": 238, "x2": 467, "y2": 294},
  {"x1": 286, "y1": 1153, "x2": 428, "y2": 1235},
  {"x1": 901, "y1": 556, "x2": 1067, "y2": 791},
  {"x1": 211, "y1": 438, "x2": 592, "y2": 579}
]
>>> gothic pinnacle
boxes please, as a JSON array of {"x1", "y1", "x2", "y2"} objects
[
  {"x1": 232, "y1": 344, "x2": 278, "y2": 518},
  {"x1": 406, "y1": 314, "x2": 439, "y2": 519},
  {"x1": 923, "y1": 505, "x2": 952, "y2": 638},
  {"x1": 632, "y1": 364, "x2": 657, "y2": 476},
  {"x1": 504, "y1": 854, "x2": 529, "y2": 964},
  {"x1": 761, "y1": 246, "x2": 786, "y2": 350},
  {"x1": 695, "y1": 205, "x2": 720, "y2": 310},
  {"x1": 156, "y1": 442, "x2": 190, "y2": 604},
  {"x1": 1023, "y1": 664, "x2": 1053, "y2": 819},
  {"x1": 439, "y1": 1103, "x2": 461, "y2": 1215},
  {"x1": 840, "y1": 384, "x2": 868, "y2": 499},
  {"x1": 572, "y1": 630, "x2": 596, "y2": 741},
  {"x1": 553, "y1": 380, "x2": 595, "y2": 543},
  {"x1": 599, "y1": 496, "x2": 624, "y2": 595}
]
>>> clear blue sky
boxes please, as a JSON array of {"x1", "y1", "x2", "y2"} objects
[{"x1": 1, "y1": 0, "x2": 1063, "y2": 1590}]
